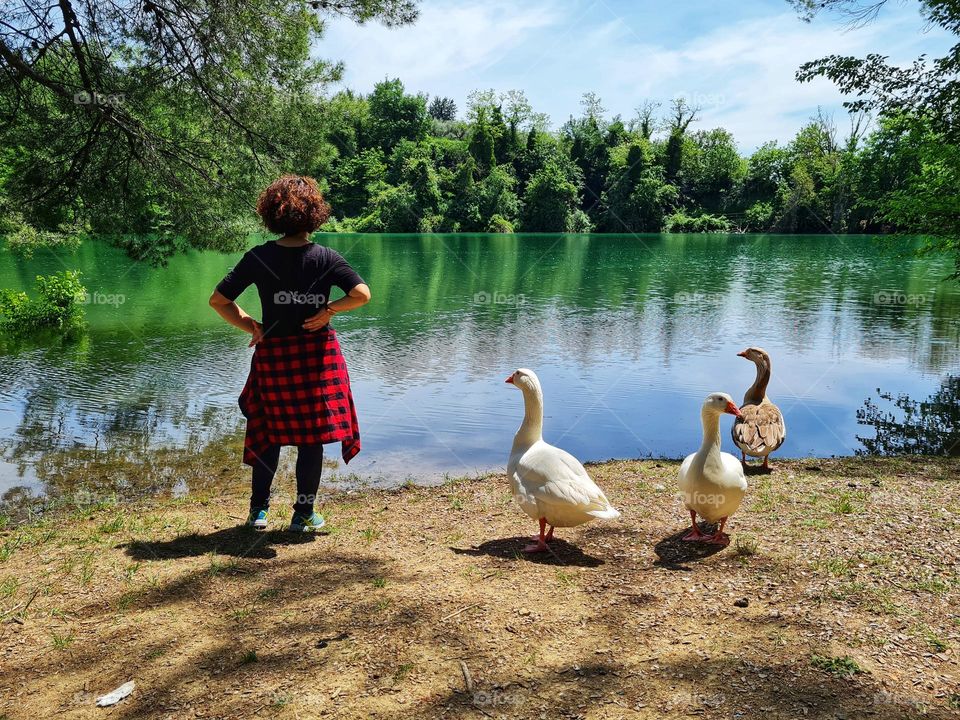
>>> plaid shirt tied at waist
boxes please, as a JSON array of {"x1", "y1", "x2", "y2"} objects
[{"x1": 238, "y1": 328, "x2": 361, "y2": 466}]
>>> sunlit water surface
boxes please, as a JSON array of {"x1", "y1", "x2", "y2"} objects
[{"x1": 1, "y1": 233, "x2": 957, "y2": 499}]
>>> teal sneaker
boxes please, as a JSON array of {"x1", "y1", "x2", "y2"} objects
[
  {"x1": 246, "y1": 508, "x2": 268, "y2": 532},
  {"x1": 289, "y1": 511, "x2": 326, "y2": 532}
]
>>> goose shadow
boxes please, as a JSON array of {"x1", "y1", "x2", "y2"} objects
[
  {"x1": 653, "y1": 527, "x2": 726, "y2": 570},
  {"x1": 450, "y1": 537, "x2": 604, "y2": 567},
  {"x1": 120, "y1": 526, "x2": 318, "y2": 561},
  {"x1": 742, "y1": 464, "x2": 773, "y2": 476}
]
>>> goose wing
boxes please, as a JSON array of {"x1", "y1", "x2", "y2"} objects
[
  {"x1": 515, "y1": 443, "x2": 617, "y2": 515},
  {"x1": 732, "y1": 402, "x2": 786, "y2": 455}
]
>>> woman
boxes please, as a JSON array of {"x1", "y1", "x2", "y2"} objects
[{"x1": 210, "y1": 175, "x2": 370, "y2": 532}]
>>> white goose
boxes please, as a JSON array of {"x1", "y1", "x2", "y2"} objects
[
  {"x1": 506, "y1": 368, "x2": 621, "y2": 553},
  {"x1": 677, "y1": 392, "x2": 747, "y2": 546}
]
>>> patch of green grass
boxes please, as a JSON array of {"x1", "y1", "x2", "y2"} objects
[
  {"x1": 911, "y1": 576, "x2": 952, "y2": 595},
  {"x1": 450, "y1": 498, "x2": 464, "y2": 511},
  {"x1": 229, "y1": 606, "x2": 253, "y2": 622},
  {"x1": 271, "y1": 692, "x2": 291, "y2": 707},
  {"x1": 0, "y1": 577, "x2": 18, "y2": 598},
  {"x1": 145, "y1": 647, "x2": 166, "y2": 660},
  {"x1": 947, "y1": 694, "x2": 960, "y2": 710},
  {"x1": 828, "y1": 581, "x2": 902, "y2": 616},
  {"x1": 78, "y1": 554, "x2": 95, "y2": 586},
  {"x1": 240, "y1": 650, "x2": 258, "y2": 664},
  {"x1": 321, "y1": 521, "x2": 344, "y2": 536},
  {"x1": 750, "y1": 481, "x2": 782, "y2": 513},
  {"x1": 831, "y1": 492, "x2": 857, "y2": 515},
  {"x1": 817, "y1": 556, "x2": 854, "y2": 577},
  {"x1": 392, "y1": 662, "x2": 414, "y2": 683},
  {"x1": 767, "y1": 629, "x2": 788, "y2": 647},
  {"x1": 98, "y1": 514, "x2": 124, "y2": 534},
  {"x1": 916, "y1": 624, "x2": 949, "y2": 652},
  {"x1": 862, "y1": 587, "x2": 901, "y2": 616},
  {"x1": 50, "y1": 632, "x2": 75, "y2": 650},
  {"x1": 374, "y1": 598, "x2": 391, "y2": 612},
  {"x1": 258, "y1": 588, "x2": 280, "y2": 601},
  {"x1": 555, "y1": 570, "x2": 576, "y2": 587},
  {"x1": 372, "y1": 577, "x2": 387, "y2": 588},
  {"x1": 859, "y1": 552, "x2": 892, "y2": 568},
  {"x1": 116, "y1": 590, "x2": 141, "y2": 611},
  {"x1": 0, "y1": 538, "x2": 19, "y2": 563},
  {"x1": 123, "y1": 562, "x2": 141, "y2": 582},
  {"x1": 810, "y1": 654, "x2": 864, "y2": 677},
  {"x1": 733, "y1": 534, "x2": 758, "y2": 557},
  {"x1": 360, "y1": 528, "x2": 380, "y2": 545},
  {"x1": 0, "y1": 514, "x2": 8, "y2": 531},
  {"x1": 207, "y1": 553, "x2": 239, "y2": 576}
]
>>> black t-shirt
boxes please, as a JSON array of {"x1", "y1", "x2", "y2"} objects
[{"x1": 216, "y1": 241, "x2": 364, "y2": 338}]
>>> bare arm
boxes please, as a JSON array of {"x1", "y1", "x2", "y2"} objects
[
  {"x1": 302, "y1": 283, "x2": 372, "y2": 332},
  {"x1": 209, "y1": 290, "x2": 263, "y2": 346}
]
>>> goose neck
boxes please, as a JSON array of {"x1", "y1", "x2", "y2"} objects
[
  {"x1": 745, "y1": 357, "x2": 771, "y2": 404},
  {"x1": 515, "y1": 387, "x2": 544, "y2": 445},
  {"x1": 699, "y1": 409, "x2": 723, "y2": 455}
]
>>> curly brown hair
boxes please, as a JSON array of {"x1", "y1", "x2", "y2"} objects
[{"x1": 256, "y1": 175, "x2": 331, "y2": 235}]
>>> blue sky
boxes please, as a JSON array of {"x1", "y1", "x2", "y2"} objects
[{"x1": 319, "y1": 0, "x2": 953, "y2": 150}]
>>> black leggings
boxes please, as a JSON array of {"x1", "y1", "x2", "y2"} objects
[{"x1": 250, "y1": 444, "x2": 324, "y2": 517}]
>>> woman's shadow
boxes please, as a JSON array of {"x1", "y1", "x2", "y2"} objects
[{"x1": 121, "y1": 526, "x2": 318, "y2": 561}]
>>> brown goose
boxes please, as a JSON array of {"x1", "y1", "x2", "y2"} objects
[{"x1": 731, "y1": 347, "x2": 786, "y2": 470}]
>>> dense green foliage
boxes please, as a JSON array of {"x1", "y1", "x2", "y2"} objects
[
  {"x1": 0, "y1": 0, "x2": 418, "y2": 264},
  {"x1": 307, "y1": 83, "x2": 957, "y2": 240},
  {"x1": 0, "y1": 271, "x2": 85, "y2": 332},
  {"x1": 790, "y1": 0, "x2": 960, "y2": 272}
]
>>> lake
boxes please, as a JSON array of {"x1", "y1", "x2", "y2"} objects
[{"x1": 1, "y1": 233, "x2": 957, "y2": 502}]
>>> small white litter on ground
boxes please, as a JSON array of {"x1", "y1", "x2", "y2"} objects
[{"x1": 95, "y1": 681, "x2": 135, "y2": 707}]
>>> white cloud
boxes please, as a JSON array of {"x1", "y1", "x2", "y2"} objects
[
  {"x1": 318, "y1": 1, "x2": 954, "y2": 148},
  {"x1": 318, "y1": 1, "x2": 560, "y2": 94}
]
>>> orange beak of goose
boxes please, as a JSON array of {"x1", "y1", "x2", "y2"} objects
[
  {"x1": 505, "y1": 374, "x2": 515, "y2": 384},
  {"x1": 725, "y1": 400, "x2": 742, "y2": 417},
  {"x1": 736, "y1": 350, "x2": 748, "y2": 358}
]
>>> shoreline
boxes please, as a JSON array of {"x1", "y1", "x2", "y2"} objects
[
  {"x1": 0, "y1": 419, "x2": 911, "y2": 523},
  {"x1": 0, "y1": 447, "x2": 920, "y2": 526},
  {"x1": 1, "y1": 456, "x2": 959, "y2": 718}
]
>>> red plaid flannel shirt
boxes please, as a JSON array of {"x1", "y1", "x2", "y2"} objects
[{"x1": 238, "y1": 328, "x2": 361, "y2": 466}]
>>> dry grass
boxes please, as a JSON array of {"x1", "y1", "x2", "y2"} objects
[{"x1": 0, "y1": 456, "x2": 958, "y2": 719}]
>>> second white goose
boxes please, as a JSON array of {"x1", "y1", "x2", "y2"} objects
[
  {"x1": 677, "y1": 392, "x2": 747, "y2": 546},
  {"x1": 506, "y1": 368, "x2": 621, "y2": 553}
]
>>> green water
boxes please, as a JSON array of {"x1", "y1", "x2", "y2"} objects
[{"x1": 1, "y1": 233, "x2": 957, "y2": 499}]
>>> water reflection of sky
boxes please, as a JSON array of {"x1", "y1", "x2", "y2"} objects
[{"x1": 0, "y1": 234, "x2": 958, "y2": 498}]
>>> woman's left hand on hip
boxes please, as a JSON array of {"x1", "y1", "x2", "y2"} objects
[{"x1": 303, "y1": 308, "x2": 334, "y2": 332}]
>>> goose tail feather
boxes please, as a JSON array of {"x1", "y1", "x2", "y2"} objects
[{"x1": 587, "y1": 506, "x2": 621, "y2": 520}]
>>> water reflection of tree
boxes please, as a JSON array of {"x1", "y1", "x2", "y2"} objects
[
  {"x1": 857, "y1": 377, "x2": 960, "y2": 456},
  {"x1": 0, "y1": 328, "x2": 250, "y2": 510}
]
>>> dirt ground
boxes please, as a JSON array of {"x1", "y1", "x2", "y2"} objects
[{"x1": 1, "y1": 456, "x2": 958, "y2": 719}]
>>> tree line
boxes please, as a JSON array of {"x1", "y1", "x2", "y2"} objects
[{"x1": 314, "y1": 82, "x2": 938, "y2": 240}]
